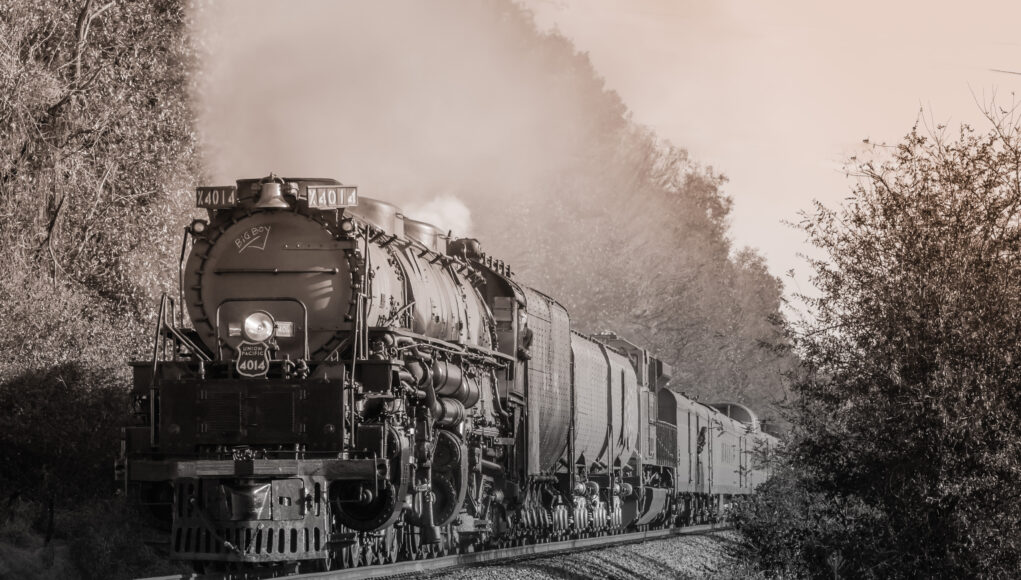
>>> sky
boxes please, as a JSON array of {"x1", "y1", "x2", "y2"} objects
[{"x1": 523, "y1": 0, "x2": 1021, "y2": 296}]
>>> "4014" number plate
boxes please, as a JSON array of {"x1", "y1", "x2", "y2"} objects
[
  {"x1": 307, "y1": 185, "x2": 357, "y2": 209},
  {"x1": 196, "y1": 186, "x2": 238, "y2": 209}
]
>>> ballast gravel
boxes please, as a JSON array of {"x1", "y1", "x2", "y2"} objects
[{"x1": 390, "y1": 530, "x2": 756, "y2": 580}]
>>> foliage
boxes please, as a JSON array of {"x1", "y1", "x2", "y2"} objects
[
  {"x1": 0, "y1": 3, "x2": 196, "y2": 576},
  {"x1": 0, "y1": 496, "x2": 184, "y2": 579},
  {"x1": 57, "y1": 497, "x2": 187, "y2": 579},
  {"x1": 0, "y1": 0, "x2": 199, "y2": 310},
  {"x1": 747, "y1": 111, "x2": 1021, "y2": 578},
  {"x1": 733, "y1": 465, "x2": 885, "y2": 579},
  {"x1": 0, "y1": 0, "x2": 199, "y2": 503},
  {"x1": 0, "y1": 361, "x2": 128, "y2": 501}
]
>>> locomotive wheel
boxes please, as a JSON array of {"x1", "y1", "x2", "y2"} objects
[
  {"x1": 432, "y1": 475, "x2": 459, "y2": 526},
  {"x1": 448, "y1": 525, "x2": 461, "y2": 555},
  {"x1": 438, "y1": 524, "x2": 458, "y2": 556},
  {"x1": 362, "y1": 536, "x2": 377, "y2": 567},
  {"x1": 406, "y1": 475, "x2": 460, "y2": 528},
  {"x1": 433, "y1": 430, "x2": 463, "y2": 471},
  {"x1": 339, "y1": 535, "x2": 360, "y2": 569},
  {"x1": 433, "y1": 528, "x2": 447, "y2": 558},
  {"x1": 334, "y1": 480, "x2": 399, "y2": 532},
  {"x1": 398, "y1": 527, "x2": 412, "y2": 561},
  {"x1": 380, "y1": 527, "x2": 399, "y2": 563},
  {"x1": 417, "y1": 532, "x2": 433, "y2": 560},
  {"x1": 403, "y1": 527, "x2": 424, "y2": 561},
  {"x1": 310, "y1": 554, "x2": 334, "y2": 572}
]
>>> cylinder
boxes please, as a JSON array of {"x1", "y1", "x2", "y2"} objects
[
  {"x1": 433, "y1": 398, "x2": 465, "y2": 426},
  {"x1": 460, "y1": 375, "x2": 481, "y2": 408},
  {"x1": 432, "y1": 359, "x2": 463, "y2": 397}
]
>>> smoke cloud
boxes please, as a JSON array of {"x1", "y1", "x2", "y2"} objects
[
  {"x1": 195, "y1": 4, "x2": 580, "y2": 195},
  {"x1": 190, "y1": 0, "x2": 626, "y2": 254},
  {"x1": 403, "y1": 195, "x2": 473, "y2": 237}
]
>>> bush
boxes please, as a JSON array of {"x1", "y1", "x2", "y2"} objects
[
  {"x1": 0, "y1": 362, "x2": 130, "y2": 503},
  {"x1": 734, "y1": 467, "x2": 886, "y2": 578},
  {"x1": 0, "y1": 496, "x2": 184, "y2": 580},
  {"x1": 0, "y1": 265, "x2": 147, "y2": 505},
  {"x1": 58, "y1": 498, "x2": 186, "y2": 580},
  {"x1": 749, "y1": 111, "x2": 1021, "y2": 577}
]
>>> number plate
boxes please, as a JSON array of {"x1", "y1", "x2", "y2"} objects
[
  {"x1": 306, "y1": 185, "x2": 358, "y2": 209},
  {"x1": 236, "y1": 341, "x2": 270, "y2": 378},
  {"x1": 196, "y1": 186, "x2": 238, "y2": 209}
]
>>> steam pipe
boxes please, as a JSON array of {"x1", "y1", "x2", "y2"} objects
[
  {"x1": 398, "y1": 370, "x2": 415, "y2": 385},
  {"x1": 406, "y1": 358, "x2": 431, "y2": 387},
  {"x1": 490, "y1": 370, "x2": 510, "y2": 424},
  {"x1": 480, "y1": 459, "x2": 504, "y2": 475}
]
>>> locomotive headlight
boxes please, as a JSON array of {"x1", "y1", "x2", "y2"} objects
[{"x1": 243, "y1": 311, "x2": 275, "y2": 342}]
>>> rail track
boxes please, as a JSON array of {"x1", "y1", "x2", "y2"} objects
[{"x1": 139, "y1": 523, "x2": 727, "y2": 580}]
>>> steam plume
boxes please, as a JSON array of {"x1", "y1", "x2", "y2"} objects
[{"x1": 404, "y1": 195, "x2": 473, "y2": 237}]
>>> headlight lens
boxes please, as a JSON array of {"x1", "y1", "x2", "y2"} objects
[{"x1": 243, "y1": 311, "x2": 274, "y2": 342}]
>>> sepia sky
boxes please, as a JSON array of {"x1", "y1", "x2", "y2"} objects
[{"x1": 524, "y1": 0, "x2": 1021, "y2": 295}]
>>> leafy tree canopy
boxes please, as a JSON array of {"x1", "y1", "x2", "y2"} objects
[{"x1": 753, "y1": 109, "x2": 1021, "y2": 578}]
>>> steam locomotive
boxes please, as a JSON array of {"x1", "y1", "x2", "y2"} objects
[{"x1": 119, "y1": 174, "x2": 777, "y2": 570}]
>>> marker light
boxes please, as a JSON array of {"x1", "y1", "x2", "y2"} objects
[
  {"x1": 243, "y1": 311, "x2": 275, "y2": 342},
  {"x1": 275, "y1": 321, "x2": 294, "y2": 338}
]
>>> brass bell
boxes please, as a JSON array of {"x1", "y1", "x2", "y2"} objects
[{"x1": 255, "y1": 181, "x2": 291, "y2": 209}]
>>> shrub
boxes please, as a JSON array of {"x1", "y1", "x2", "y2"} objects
[
  {"x1": 750, "y1": 111, "x2": 1021, "y2": 577},
  {"x1": 734, "y1": 467, "x2": 886, "y2": 578},
  {"x1": 58, "y1": 498, "x2": 187, "y2": 580}
]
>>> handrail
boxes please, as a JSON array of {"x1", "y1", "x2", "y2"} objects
[
  {"x1": 163, "y1": 324, "x2": 212, "y2": 362},
  {"x1": 148, "y1": 292, "x2": 217, "y2": 447},
  {"x1": 148, "y1": 295, "x2": 167, "y2": 448},
  {"x1": 213, "y1": 297, "x2": 310, "y2": 362}
]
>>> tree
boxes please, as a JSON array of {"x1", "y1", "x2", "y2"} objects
[
  {"x1": 753, "y1": 110, "x2": 1021, "y2": 578},
  {"x1": 0, "y1": 0, "x2": 198, "y2": 313},
  {"x1": 0, "y1": 0, "x2": 198, "y2": 501}
]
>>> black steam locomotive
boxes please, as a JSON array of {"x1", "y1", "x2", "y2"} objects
[{"x1": 119, "y1": 175, "x2": 777, "y2": 570}]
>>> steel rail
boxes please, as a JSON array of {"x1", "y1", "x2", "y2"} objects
[{"x1": 136, "y1": 523, "x2": 728, "y2": 580}]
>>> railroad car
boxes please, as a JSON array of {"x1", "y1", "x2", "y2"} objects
[{"x1": 118, "y1": 174, "x2": 779, "y2": 572}]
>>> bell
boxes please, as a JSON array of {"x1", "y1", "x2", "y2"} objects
[{"x1": 255, "y1": 181, "x2": 290, "y2": 209}]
